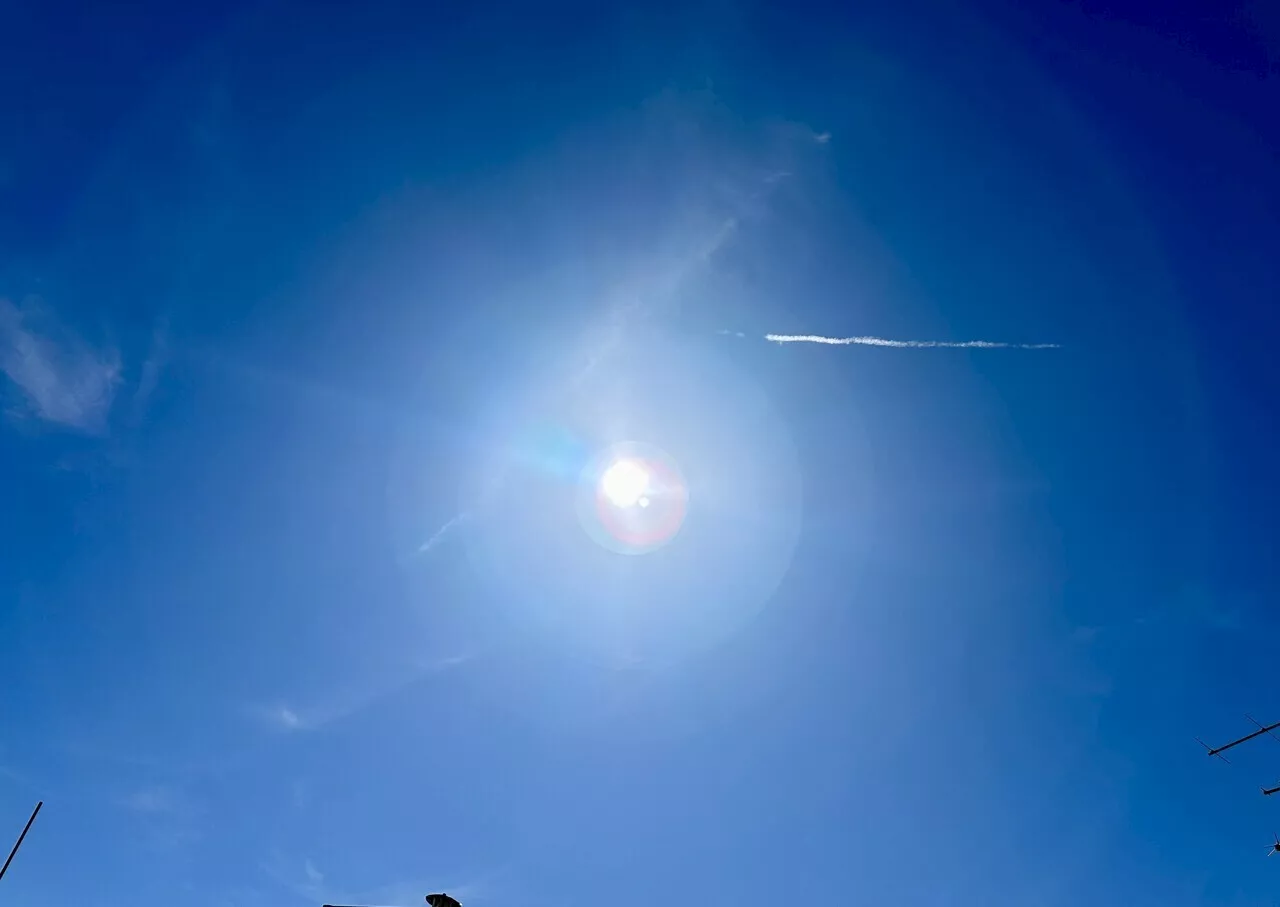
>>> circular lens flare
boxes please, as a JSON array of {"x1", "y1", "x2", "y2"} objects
[{"x1": 578, "y1": 442, "x2": 688, "y2": 555}]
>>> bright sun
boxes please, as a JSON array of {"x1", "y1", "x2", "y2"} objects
[{"x1": 600, "y1": 458, "x2": 650, "y2": 508}]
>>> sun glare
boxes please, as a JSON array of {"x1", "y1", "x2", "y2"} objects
[{"x1": 600, "y1": 458, "x2": 649, "y2": 508}]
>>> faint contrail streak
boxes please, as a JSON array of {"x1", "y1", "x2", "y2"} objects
[
  {"x1": 763, "y1": 333, "x2": 1060, "y2": 349},
  {"x1": 418, "y1": 512, "x2": 468, "y2": 555}
]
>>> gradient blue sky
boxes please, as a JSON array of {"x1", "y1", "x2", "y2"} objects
[{"x1": 2, "y1": 1, "x2": 1279, "y2": 905}]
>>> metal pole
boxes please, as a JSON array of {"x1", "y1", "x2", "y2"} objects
[{"x1": 0, "y1": 801, "x2": 42, "y2": 883}]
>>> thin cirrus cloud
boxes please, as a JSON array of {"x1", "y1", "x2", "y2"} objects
[
  {"x1": 263, "y1": 705, "x2": 306, "y2": 732},
  {"x1": 417, "y1": 511, "x2": 470, "y2": 556},
  {"x1": 411, "y1": 104, "x2": 826, "y2": 562},
  {"x1": 259, "y1": 653, "x2": 474, "y2": 733},
  {"x1": 119, "y1": 784, "x2": 185, "y2": 814},
  {"x1": 0, "y1": 297, "x2": 123, "y2": 432},
  {"x1": 264, "y1": 852, "x2": 496, "y2": 907},
  {"x1": 130, "y1": 317, "x2": 169, "y2": 422}
]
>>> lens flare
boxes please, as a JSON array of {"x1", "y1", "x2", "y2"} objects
[
  {"x1": 577, "y1": 441, "x2": 688, "y2": 555},
  {"x1": 599, "y1": 459, "x2": 650, "y2": 508}
]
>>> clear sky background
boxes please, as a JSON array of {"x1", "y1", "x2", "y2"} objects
[{"x1": 2, "y1": 1, "x2": 1279, "y2": 905}]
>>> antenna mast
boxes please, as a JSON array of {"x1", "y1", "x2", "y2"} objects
[{"x1": 0, "y1": 801, "x2": 43, "y2": 884}]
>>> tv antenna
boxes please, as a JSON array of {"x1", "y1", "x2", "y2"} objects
[
  {"x1": 0, "y1": 801, "x2": 43, "y2": 884},
  {"x1": 1197, "y1": 715, "x2": 1280, "y2": 763},
  {"x1": 1197, "y1": 716, "x2": 1280, "y2": 857}
]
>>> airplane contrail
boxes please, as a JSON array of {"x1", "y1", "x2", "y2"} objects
[
  {"x1": 763, "y1": 333, "x2": 1060, "y2": 349},
  {"x1": 417, "y1": 511, "x2": 469, "y2": 555}
]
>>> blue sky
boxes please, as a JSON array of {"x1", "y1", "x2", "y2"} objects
[{"x1": 2, "y1": 1, "x2": 1279, "y2": 905}]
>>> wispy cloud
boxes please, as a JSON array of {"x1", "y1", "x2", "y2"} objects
[
  {"x1": 304, "y1": 860, "x2": 325, "y2": 887},
  {"x1": 0, "y1": 297, "x2": 122, "y2": 432},
  {"x1": 0, "y1": 762, "x2": 29, "y2": 787},
  {"x1": 257, "y1": 653, "x2": 474, "y2": 734},
  {"x1": 119, "y1": 784, "x2": 185, "y2": 814},
  {"x1": 415, "y1": 97, "x2": 826, "y2": 558},
  {"x1": 115, "y1": 782, "x2": 205, "y2": 858},
  {"x1": 1071, "y1": 625, "x2": 1103, "y2": 645},
  {"x1": 131, "y1": 316, "x2": 169, "y2": 422},
  {"x1": 417, "y1": 511, "x2": 470, "y2": 556},
  {"x1": 262, "y1": 705, "x2": 306, "y2": 731},
  {"x1": 262, "y1": 855, "x2": 332, "y2": 904},
  {"x1": 762, "y1": 333, "x2": 1061, "y2": 349},
  {"x1": 265, "y1": 853, "x2": 504, "y2": 907}
]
